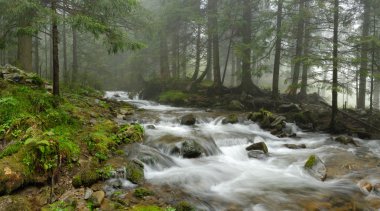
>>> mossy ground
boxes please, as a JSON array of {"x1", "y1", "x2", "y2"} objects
[{"x1": 0, "y1": 73, "x2": 149, "y2": 209}]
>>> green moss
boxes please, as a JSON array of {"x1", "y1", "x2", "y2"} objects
[
  {"x1": 126, "y1": 160, "x2": 144, "y2": 184},
  {"x1": 158, "y1": 90, "x2": 188, "y2": 104},
  {"x1": 175, "y1": 201, "x2": 195, "y2": 211},
  {"x1": 222, "y1": 114, "x2": 238, "y2": 124},
  {"x1": 304, "y1": 155, "x2": 316, "y2": 169},
  {"x1": 0, "y1": 141, "x2": 23, "y2": 159},
  {"x1": 72, "y1": 169, "x2": 100, "y2": 188},
  {"x1": 42, "y1": 200, "x2": 75, "y2": 211},
  {"x1": 133, "y1": 188, "x2": 154, "y2": 198},
  {"x1": 130, "y1": 205, "x2": 164, "y2": 211},
  {"x1": 117, "y1": 124, "x2": 144, "y2": 144}
]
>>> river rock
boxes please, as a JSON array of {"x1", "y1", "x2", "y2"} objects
[
  {"x1": 284, "y1": 144, "x2": 306, "y2": 149},
  {"x1": 222, "y1": 114, "x2": 239, "y2": 124},
  {"x1": 180, "y1": 114, "x2": 196, "y2": 125},
  {"x1": 146, "y1": 125, "x2": 156, "y2": 129},
  {"x1": 334, "y1": 135, "x2": 358, "y2": 146},
  {"x1": 358, "y1": 181, "x2": 373, "y2": 194},
  {"x1": 125, "y1": 159, "x2": 144, "y2": 184},
  {"x1": 84, "y1": 188, "x2": 93, "y2": 200},
  {"x1": 89, "y1": 191, "x2": 105, "y2": 207},
  {"x1": 304, "y1": 155, "x2": 327, "y2": 181},
  {"x1": 181, "y1": 140, "x2": 203, "y2": 158},
  {"x1": 246, "y1": 142, "x2": 268, "y2": 154},
  {"x1": 247, "y1": 150, "x2": 268, "y2": 159}
]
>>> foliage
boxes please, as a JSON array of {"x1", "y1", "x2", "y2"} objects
[
  {"x1": 117, "y1": 124, "x2": 144, "y2": 144},
  {"x1": 158, "y1": 90, "x2": 188, "y2": 104},
  {"x1": 133, "y1": 187, "x2": 154, "y2": 198}
]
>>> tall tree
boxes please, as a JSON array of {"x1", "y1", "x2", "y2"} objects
[
  {"x1": 357, "y1": 0, "x2": 371, "y2": 109},
  {"x1": 272, "y1": 0, "x2": 284, "y2": 99},
  {"x1": 289, "y1": 0, "x2": 305, "y2": 96},
  {"x1": 209, "y1": 0, "x2": 222, "y2": 89},
  {"x1": 330, "y1": 0, "x2": 339, "y2": 131}
]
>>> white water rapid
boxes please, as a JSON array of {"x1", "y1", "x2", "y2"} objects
[{"x1": 105, "y1": 91, "x2": 380, "y2": 210}]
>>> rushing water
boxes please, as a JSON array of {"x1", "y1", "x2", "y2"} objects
[{"x1": 105, "y1": 91, "x2": 380, "y2": 210}]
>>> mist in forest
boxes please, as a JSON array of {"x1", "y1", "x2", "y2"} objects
[{"x1": 0, "y1": 0, "x2": 378, "y2": 111}]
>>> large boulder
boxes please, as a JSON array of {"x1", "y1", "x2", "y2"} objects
[
  {"x1": 181, "y1": 140, "x2": 203, "y2": 159},
  {"x1": 248, "y1": 109, "x2": 287, "y2": 136},
  {"x1": 180, "y1": 114, "x2": 196, "y2": 126},
  {"x1": 304, "y1": 155, "x2": 327, "y2": 181},
  {"x1": 246, "y1": 142, "x2": 269, "y2": 154}
]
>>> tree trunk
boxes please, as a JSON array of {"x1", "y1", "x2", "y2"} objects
[
  {"x1": 330, "y1": 0, "x2": 339, "y2": 131},
  {"x1": 34, "y1": 36, "x2": 40, "y2": 75},
  {"x1": 240, "y1": 0, "x2": 260, "y2": 94},
  {"x1": 300, "y1": 3, "x2": 311, "y2": 99},
  {"x1": 171, "y1": 32, "x2": 179, "y2": 78},
  {"x1": 289, "y1": 0, "x2": 305, "y2": 96},
  {"x1": 374, "y1": 77, "x2": 380, "y2": 110},
  {"x1": 17, "y1": 35, "x2": 33, "y2": 72},
  {"x1": 272, "y1": 0, "x2": 284, "y2": 99},
  {"x1": 72, "y1": 28, "x2": 78, "y2": 85},
  {"x1": 230, "y1": 53, "x2": 236, "y2": 87},
  {"x1": 160, "y1": 30, "x2": 170, "y2": 79},
  {"x1": 358, "y1": 0, "x2": 370, "y2": 109},
  {"x1": 62, "y1": 2, "x2": 68, "y2": 83},
  {"x1": 52, "y1": 0, "x2": 60, "y2": 96},
  {"x1": 222, "y1": 30, "x2": 233, "y2": 85},
  {"x1": 209, "y1": 0, "x2": 222, "y2": 88},
  {"x1": 192, "y1": 24, "x2": 202, "y2": 80}
]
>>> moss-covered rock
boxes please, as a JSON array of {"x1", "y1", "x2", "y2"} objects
[
  {"x1": 246, "y1": 142, "x2": 268, "y2": 154},
  {"x1": 304, "y1": 155, "x2": 327, "y2": 181},
  {"x1": 334, "y1": 136, "x2": 358, "y2": 146},
  {"x1": 0, "y1": 152, "x2": 33, "y2": 195},
  {"x1": 126, "y1": 160, "x2": 144, "y2": 184},
  {"x1": 0, "y1": 195, "x2": 32, "y2": 211},
  {"x1": 222, "y1": 114, "x2": 239, "y2": 124},
  {"x1": 181, "y1": 140, "x2": 203, "y2": 159},
  {"x1": 117, "y1": 124, "x2": 144, "y2": 144},
  {"x1": 174, "y1": 201, "x2": 195, "y2": 211},
  {"x1": 180, "y1": 114, "x2": 196, "y2": 126}
]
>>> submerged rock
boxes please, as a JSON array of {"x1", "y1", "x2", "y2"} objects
[
  {"x1": 358, "y1": 181, "x2": 373, "y2": 194},
  {"x1": 125, "y1": 144, "x2": 176, "y2": 169},
  {"x1": 284, "y1": 144, "x2": 306, "y2": 149},
  {"x1": 222, "y1": 114, "x2": 239, "y2": 124},
  {"x1": 334, "y1": 136, "x2": 358, "y2": 147},
  {"x1": 180, "y1": 114, "x2": 196, "y2": 126},
  {"x1": 246, "y1": 142, "x2": 269, "y2": 154},
  {"x1": 304, "y1": 155, "x2": 327, "y2": 181},
  {"x1": 247, "y1": 150, "x2": 268, "y2": 159}
]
